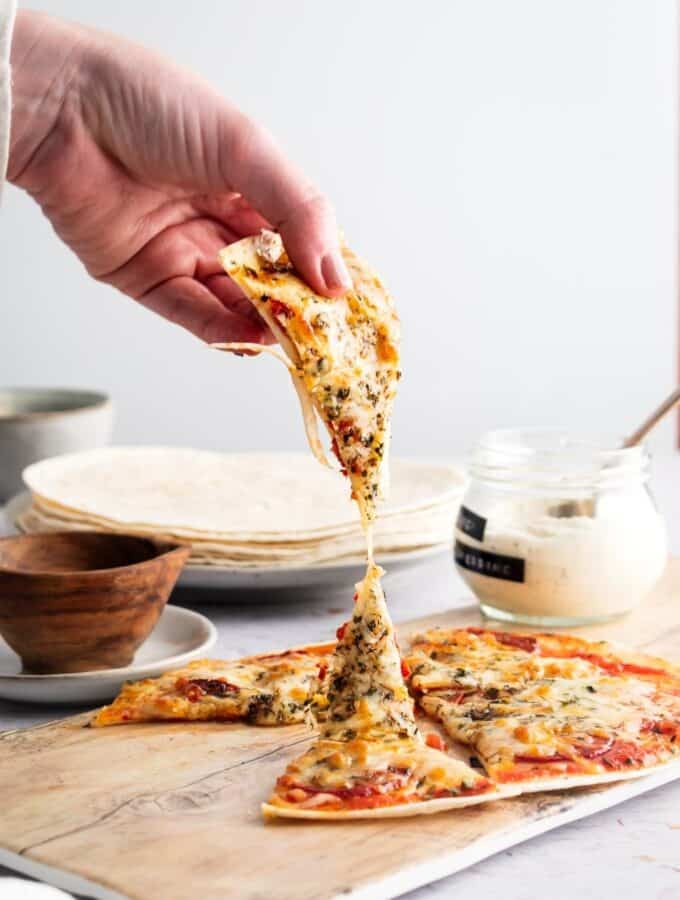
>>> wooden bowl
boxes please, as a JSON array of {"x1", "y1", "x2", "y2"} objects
[{"x1": 0, "y1": 532, "x2": 191, "y2": 674}]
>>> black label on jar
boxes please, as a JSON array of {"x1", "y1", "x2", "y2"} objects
[
  {"x1": 456, "y1": 505, "x2": 487, "y2": 542},
  {"x1": 454, "y1": 539, "x2": 525, "y2": 583}
]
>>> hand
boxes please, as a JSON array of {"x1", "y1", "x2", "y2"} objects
[{"x1": 8, "y1": 11, "x2": 351, "y2": 344}]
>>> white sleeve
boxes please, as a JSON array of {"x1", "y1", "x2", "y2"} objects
[{"x1": 0, "y1": 0, "x2": 17, "y2": 200}]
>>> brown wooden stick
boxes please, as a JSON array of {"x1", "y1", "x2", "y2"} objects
[{"x1": 623, "y1": 387, "x2": 680, "y2": 448}]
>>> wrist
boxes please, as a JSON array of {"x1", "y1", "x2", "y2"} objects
[{"x1": 8, "y1": 10, "x2": 87, "y2": 189}]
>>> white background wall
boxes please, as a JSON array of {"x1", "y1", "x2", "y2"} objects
[{"x1": 1, "y1": 0, "x2": 677, "y2": 457}]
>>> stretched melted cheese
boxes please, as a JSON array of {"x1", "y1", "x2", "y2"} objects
[
  {"x1": 320, "y1": 564, "x2": 418, "y2": 741},
  {"x1": 218, "y1": 231, "x2": 401, "y2": 524},
  {"x1": 92, "y1": 645, "x2": 332, "y2": 727}
]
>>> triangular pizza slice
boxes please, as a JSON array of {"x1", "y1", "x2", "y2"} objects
[
  {"x1": 217, "y1": 231, "x2": 400, "y2": 525},
  {"x1": 92, "y1": 643, "x2": 333, "y2": 727},
  {"x1": 262, "y1": 734, "x2": 500, "y2": 819},
  {"x1": 263, "y1": 566, "x2": 508, "y2": 819}
]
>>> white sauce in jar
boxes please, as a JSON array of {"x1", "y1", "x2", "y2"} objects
[{"x1": 455, "y1": 430, "x2": 668, "y2": 625}]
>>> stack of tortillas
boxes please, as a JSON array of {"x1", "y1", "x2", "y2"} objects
[{"x1": 18, "y1": 448, "x2": 465, "y2": 569}]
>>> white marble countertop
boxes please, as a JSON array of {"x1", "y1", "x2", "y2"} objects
[{"x1": 1, "y1": 454, "x2": 680, "y2": 899}]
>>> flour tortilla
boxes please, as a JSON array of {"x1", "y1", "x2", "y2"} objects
[
  {"x1": 16, "y1": 502, "x2": 453, "y2": 568},
  {"x1": 490, "y1": 760, "x2": 680, "y2": 795},
  {"x1": 211, "y1": 342, "x2": 333, "y2": 470},
  {"x1": 262, "y1": 784, "x2": 521, "y2": 820},
  {"x1": 17, "y1": 491, "x2": 456, "y2": 560},
  {"x1": 22, "y1": 449, "x2": 464, "y2": 541},
  {"x1": 21, "y1": 491, "x2": 458, "y2": 547}
]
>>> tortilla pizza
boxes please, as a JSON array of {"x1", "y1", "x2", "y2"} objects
[
  {"x1": 216, "y1": 230, "x2": 400, "y2": 528},
  {"x1": 92, "y1": 643, "x2": 333, "y2": 727},
  {"x1": 406, "y1": 627, "x2": 680, "y2": 788}
]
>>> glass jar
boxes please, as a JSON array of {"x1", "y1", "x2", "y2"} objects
[{"x1": 454, "y1": 428, "x2": 667, "y2": 626}]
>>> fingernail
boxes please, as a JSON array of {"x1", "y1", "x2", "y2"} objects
[{"x1": 321, "y1": 251, "x2": 352, "y2": 293}]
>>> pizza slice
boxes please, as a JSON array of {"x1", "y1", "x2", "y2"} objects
[
  {"x1": 407, "y1": 627, "x2": 680, "y2": 789},
  {"x1": 511, "y1": 629, "x2": 680, "y2": 683},
  {"x1": 92, "y1": 643, "x2": 333, "y2": 727},
  {"x1": 421, "y1": 675, "x2": 680, "y2": 788},
  {"x1": 262, "y1": 734, "x2": 503, "y2": 819},
  {"x1": 216, "y1": 230, "x2": 401, "y2": 526},
  {"x1": 407, "y1": 626, "x2": 680, "y2": 695},
  {"x1": 405, "y1": 627, "x2": 602, "y2": 695},
  {"x1": 264, "y1": 566, "x2": 513, "y2": 819},
  {"x1": 319, "y1": 563, "x2": 418, "y2": 741}
]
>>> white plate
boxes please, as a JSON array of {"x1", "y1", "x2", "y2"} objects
[
  {"x1": 178, "y1": 543, "x2": 451, "y2": 590},
  {"x1": 0, "y1": 605, "x2": 217, "y2": 705},
  {"x1": 3, "y1": 492, "x2": 453, "y2": 591}
]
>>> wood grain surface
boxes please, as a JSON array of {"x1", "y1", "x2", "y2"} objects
[
  {"x1": 1, "y1": 562, "x2": 680, "y2": 900},
  {"x1": 0, "y1": 532, "x2": 190, "y2": 673}
]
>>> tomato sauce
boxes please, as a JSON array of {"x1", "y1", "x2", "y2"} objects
[
  {"x1": 269, "y1": 299, "x2": 293, "y2": 318},
  {"x1": 498, "y1": 760, "x2": 583, "y2": 783},
  {"x1": 466, "y1": 628, "x2": 538, "y2": 654},
  {"x1": 566, "y1": 652, "x2": 666, "y2": 678},
  {"x1": 599, "y1": 740, "x2": 650, "y2": 768}
]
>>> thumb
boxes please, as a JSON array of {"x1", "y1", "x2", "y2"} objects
[{"x1": 214, "y1": 113, "x2": 352, "y2": 297}]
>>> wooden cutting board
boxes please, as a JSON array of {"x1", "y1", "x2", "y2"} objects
[{"x1": 2, "y1": 562, "x2": 680, "y2": 900}]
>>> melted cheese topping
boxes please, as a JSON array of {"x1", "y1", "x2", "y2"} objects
[
  {"x1": 218, "y1": 231, "x2": 400, "y2": 524},
  {"x1": 320, "y1": 564, "x2": 418, "y2": 741},
  {"x1": 407, "y1": 628, "x2": 680, "y2": 693},
  {"x1": 422, "y1": 676, "x2": 666, "y2": 766},
  {"x1": 407, "y1": 634, "x2": 597, "y2": 693},
  {"x1": 268, "y1": 736, "x2": 490, "y2": 811},
  {"x1": 92, "y1": 645, "x2": 332, "y2": 727},
  {"x1": 408, "y1": 628, "x2": 680, "y2": 779}
]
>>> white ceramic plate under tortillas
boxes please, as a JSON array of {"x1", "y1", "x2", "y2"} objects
[
  {"x1": 4, "y1": 491, "x2": 451, "y2": 591},
  {"x1": 177, "y1": 543, "x2": 452, "y2": 589}
]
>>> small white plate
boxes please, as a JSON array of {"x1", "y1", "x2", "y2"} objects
[
  {"x1": 3, "y1": 492, "x2": 453, "y2": 592},
  {"x1": 0, "y1": 605, "x2": 217, "y2": 705}
]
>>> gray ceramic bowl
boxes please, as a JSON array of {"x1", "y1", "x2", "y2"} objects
[{"x1": 0, "y1": 388, "x2": 113, "y2": 502}]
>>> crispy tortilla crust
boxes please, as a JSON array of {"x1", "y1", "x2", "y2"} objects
[
  {"x1": 242, "y1": 641, "x2": 335, "y2": 663},
  {"x1": 261, "y1": 785, "x2": 518, "y2": 821},
  {"x1": 487, "y1": 760, "x2": 680, "y2": 795}
]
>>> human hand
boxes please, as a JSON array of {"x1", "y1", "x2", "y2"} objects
[{"x1": 8, "y1": 11, "x2": 351, "y2": 344}]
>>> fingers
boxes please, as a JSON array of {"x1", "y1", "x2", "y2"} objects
[
  {"x1": 98, "y1": 217, "x2": 273, "y2": 345},
  {"x1": 82, "y1": 38, "x2": 351, "y2": 297},
  {"x1": 100, "y1": 217, "x2": 237, "y2": 298},
  {"x1": 202, "y1": 273, "x2": 274, "y2": 340},
  {"x1": 277, "y1": 194, "x2": 352, "y2": 298},
  {"x1": 194, "y1": 186, "x2": 351, "y2": 297},
  {"x1": 192, "y1": 193, "x2": 271, "y2": 238},
  {"x1": 139, "y1": 276, "x2": 270, "y2": 345},
  {"x1": 214, "y1": 115, "x2": 352, "y2": 297}
]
